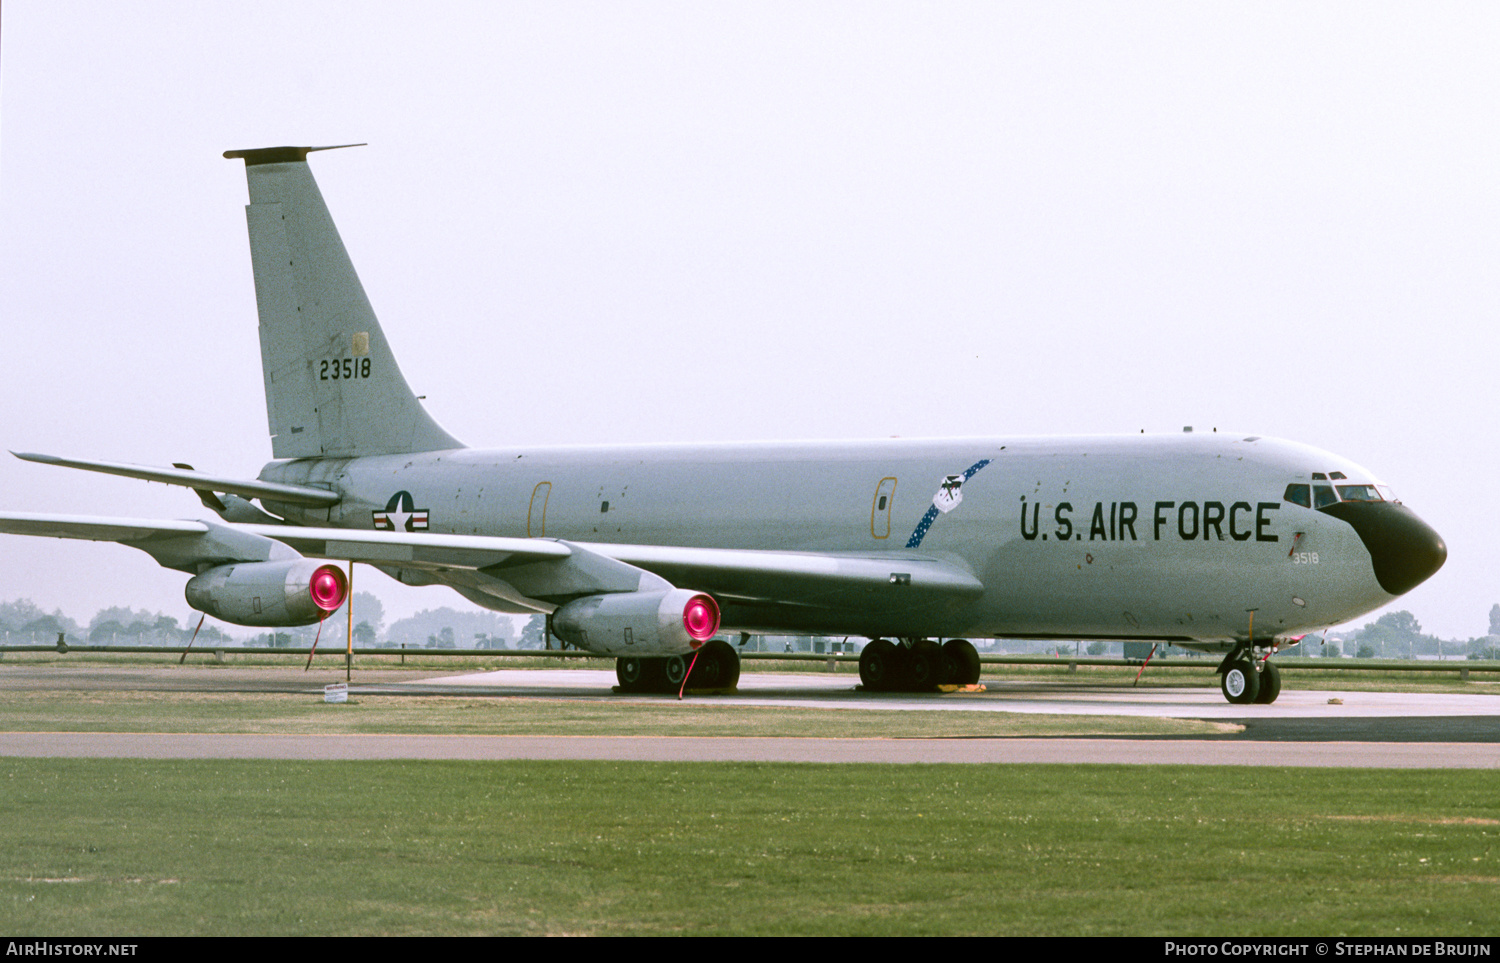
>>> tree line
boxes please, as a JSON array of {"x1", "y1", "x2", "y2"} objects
[
  {"x1": 0, "y1": 596, "x2": 554, "y2": 650},
  {"x1": 3, "y1": 595, "x2": 1498, "y2": 659},
  {"x1": 1317, "y1": 607, "x2": 1500, "y2": 660}
]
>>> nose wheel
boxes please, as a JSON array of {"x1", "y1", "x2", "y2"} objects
[
  {"x1": 1253, "y1": 659, "x2": 1281, "y2": 704},
  {"x1": 1221, "y1": 658, "x2": 1261, "y2": 704},
  {"x1": 1218, "y1": 647, "x2": 1282, "y2": 705}
]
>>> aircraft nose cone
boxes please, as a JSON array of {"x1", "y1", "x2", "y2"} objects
[{"x1": 1320, "y1": 501, "x2": 1447, "y2": 596}]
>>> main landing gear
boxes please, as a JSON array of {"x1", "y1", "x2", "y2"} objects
[
  {"x1": 858, "y1": 638, "x2": 982, "y2": 692},
  {"x1": 614, "y1": 638, "x2": 741, "y2": 694},
  {"x1": 1217, "y1": 645, "x2": 1282, "y2": 705}
]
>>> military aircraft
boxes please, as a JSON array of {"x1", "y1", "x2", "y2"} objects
[{"x1": 0, "y1": 145, "x2": 1447, "y2": 704}]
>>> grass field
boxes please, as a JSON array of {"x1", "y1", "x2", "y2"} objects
[
  {"x1": 2, "y1": 760, "x2": 1496, "y2": 936},
  {"x1": 0, "y1": 688, "x2": 1236, "y2": 738},
  {"x1": 0, "y1": 656, "x2": 1496, "y2": 936}
]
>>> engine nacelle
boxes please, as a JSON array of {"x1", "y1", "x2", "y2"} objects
[
  {"x1": 185, "y1": 560, "x2": 349, "y2": 627},
  {"x1": 551, "y1": 589, "x2": 720, "y2": 656}
]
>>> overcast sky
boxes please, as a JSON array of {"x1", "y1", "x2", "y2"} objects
[{"x1": 1, "y1": 2, "x2": 1495, "y2": 639}]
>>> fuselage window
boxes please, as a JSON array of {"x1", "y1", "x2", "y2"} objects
[
  {"x1": 1283, "y1": 483, "x2": 1311, "y2": 508},
  {"x1": 1313, "y1": 485, "x2": 1338, "y2": 509},
  {"x1": 1336, "y1": 485, "x2": 1382, "y2": 502}
]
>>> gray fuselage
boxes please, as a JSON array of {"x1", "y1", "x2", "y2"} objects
[{"x1": 257, "y1": 430, "x2": 1426, "y2": 650}]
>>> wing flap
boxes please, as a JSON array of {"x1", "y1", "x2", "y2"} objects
[
  {"x1": 578, "y1": 541, "x2": 985, "y2": 635},
  {"x1": 240, "y1": 524, "x2": 572, "y2": 571},
  {"x1": 593, "y1": 542, "x2": 982, "y2": 593}
]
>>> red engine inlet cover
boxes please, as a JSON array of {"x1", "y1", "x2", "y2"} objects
[
  {"x1": 682, "y1": 593, "x2": 720, "y2": 644},
  {"x1": 308, "y1": 564, "x2": 349, "y2": 612}
]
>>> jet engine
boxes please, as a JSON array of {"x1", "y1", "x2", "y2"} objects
[
  {"x1": 551, "y1": 589, "x2": 720, "y2": 656},
  {"x1": 185, "y1": 559, "x2": 349, "y2": 627}
]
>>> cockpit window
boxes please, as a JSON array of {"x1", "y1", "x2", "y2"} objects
[
  {"x1": 1329, "y1": 471, "x2": 1347, "y2": 480},
  {"x1": 1293, "y1": 477, "x2": 1390, "y2": 508}
]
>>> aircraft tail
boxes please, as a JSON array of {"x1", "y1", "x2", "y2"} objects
[{"x1": 224, "y1": 145, "x2": 463, "y2": 459}]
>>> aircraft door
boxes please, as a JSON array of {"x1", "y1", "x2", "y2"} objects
[
  {"x1": 528, "y1": 482, "x2": 551, "y2": 537},
  {"x1": 870, "y1": 477, "x2": 897, "y2": 539}
]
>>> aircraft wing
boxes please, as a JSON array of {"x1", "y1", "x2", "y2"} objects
[
  {"x1": 574, "y1": 542, "x2": 985, "y2": 636},
  {"x1": 0, "y1": 511, "x2": 216, "y2": 547},
  {"x1": 239, "y1": 527, "x2": 982, "y2": 626},
  {"x1": 244, "y1": 528, "x2": 982, "y2": 612},
  {"x1": 0, "y1": 510, "x2": 981, "y2": 633},
  {"x1": 0, "y1": 512, "x2": 571, "y2": 581},
  {"x1": 236, "y1": 523, "x2": 570, "y2": 567},
  {"x1": 0, "y1": 512, "x2": 569, "y2": 567},
  {"x1": 0, "y1": 511, "x2": 305, "y2": 575},
  {"x1": 593, "y1": 542, "x2": 982, "y2": 599}
]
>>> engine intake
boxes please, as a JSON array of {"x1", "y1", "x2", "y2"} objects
[
  {"x1": 185, "y1": 560, "x2": 348, "y2": 627},
  {"x1": 552, "y1": 589, "x2": 720, "y2": 656}
]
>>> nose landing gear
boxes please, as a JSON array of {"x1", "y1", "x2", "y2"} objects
[{"x1": 1218, "y1": 645, "x2": 1282, "y2": 705}]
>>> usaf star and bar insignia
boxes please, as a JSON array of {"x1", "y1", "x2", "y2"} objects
[{"x1": 372, "y1": 491, "x2": 429, "y2": 532}]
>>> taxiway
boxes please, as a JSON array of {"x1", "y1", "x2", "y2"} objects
[{"x1": 0, "y1": 663, "x2": 1495, "y2": 766}]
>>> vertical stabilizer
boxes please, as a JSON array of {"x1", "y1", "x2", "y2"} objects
[{"x1": 224, "y1": 145, "x2": 463, "y2": 459}]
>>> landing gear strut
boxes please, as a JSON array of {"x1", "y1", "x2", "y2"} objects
[{"x1": 859, "y1": 638, "x2": 981, "y2": 692}]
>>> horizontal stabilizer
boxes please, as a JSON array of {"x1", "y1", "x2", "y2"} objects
[
  {"x1": 223, "y1": 144, "x2": 366, "y2": 166},
  {"x1": 12, "y1": 452, "x2": 340, "y2": 507}
]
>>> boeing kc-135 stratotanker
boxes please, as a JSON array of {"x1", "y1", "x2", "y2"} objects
[{"x1": 0, "y1": 145, "x2": 1447, "y2": 704}]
